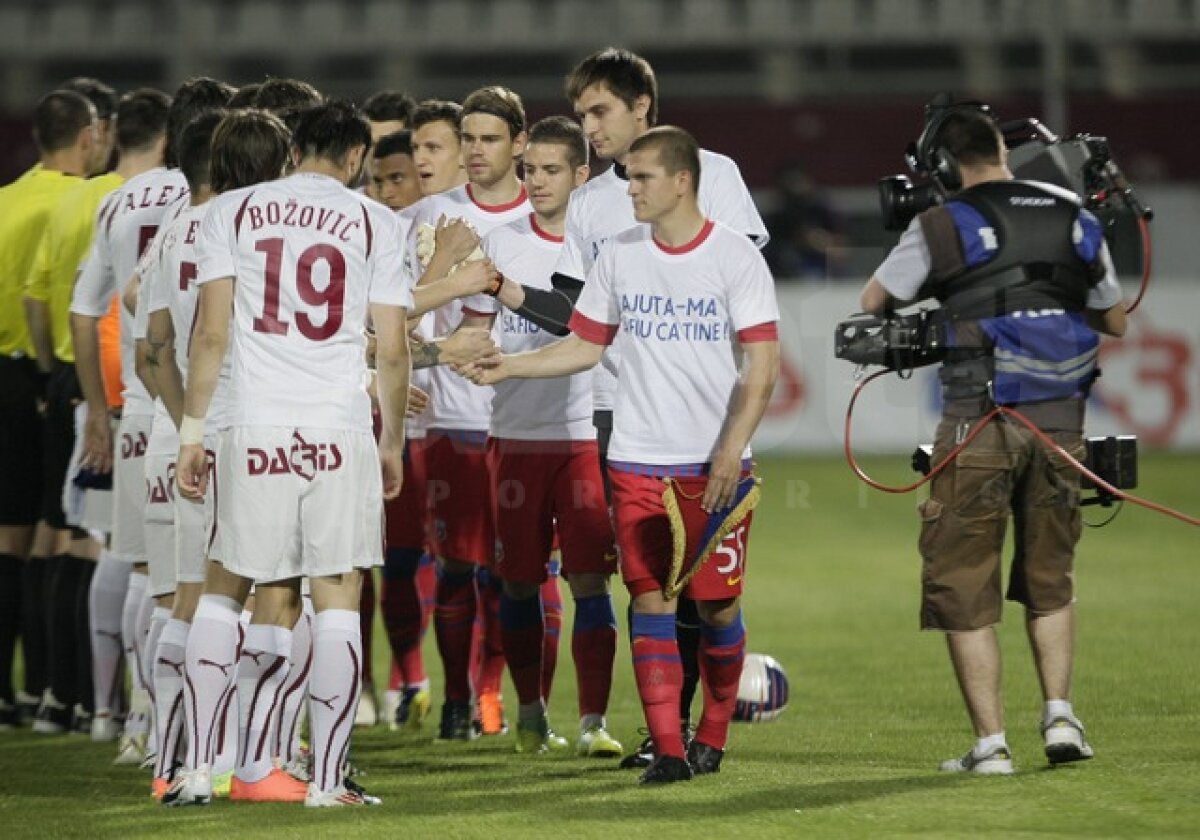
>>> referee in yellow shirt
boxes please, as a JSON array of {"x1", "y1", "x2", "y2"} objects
[{"x1": 0, "y1": 89, "x2": 103, "y2": 728}]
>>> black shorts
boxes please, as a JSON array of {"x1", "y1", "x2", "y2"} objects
[
  {"x1": 41, "y1": 361, "x2": 81, "y2": 530},
  {"x1": 0, "y1": 355, "x2": 43, "y2": 527}
]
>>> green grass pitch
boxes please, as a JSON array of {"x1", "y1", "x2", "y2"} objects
[{"x1": 1, "y1": 453, "x2": 1197, "y2": 838}]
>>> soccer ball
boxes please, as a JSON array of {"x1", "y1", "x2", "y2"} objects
[{"x1": 733, "y1": 653, "x2": 789, "y2": 722}]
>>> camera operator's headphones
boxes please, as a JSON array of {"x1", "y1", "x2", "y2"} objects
[{"x1": 907, "y1": 94, "x2": 995, "y2": 193}]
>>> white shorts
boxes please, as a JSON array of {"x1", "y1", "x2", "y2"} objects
[
  {"x1": 143, "y1": 451, "x2": 177, "y2": 597},
  {"x1": 208, "y1": 426, "x2": 384, "y2": 582},
  {"x1": 174, "y1": 436, "x2": 217, "y2": 587},
  {"x1": 63, "y1": 404, "x2": 113, "y2": 534},
  {"x1": 111, "y1": 413, "x2": 152, "y2": 564}
]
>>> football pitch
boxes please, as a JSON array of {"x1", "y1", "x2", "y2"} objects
[{"x1": 0, "y1": 453, "x2": 1197, "y2": 839}]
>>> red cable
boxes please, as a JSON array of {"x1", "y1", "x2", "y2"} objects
[
  {"x1": 1124, "y1": 215, "x2": 1153, "y2": 314},
  {"x1": 844, "y1": 369, "x2": 1200, "y2": 527}
]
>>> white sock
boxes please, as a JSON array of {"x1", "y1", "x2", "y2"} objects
[
  {"x1": 184, "y1": 595, "x2": 242, "y2": 769},
  {"x1": 1044, "y1": 699, "x2": 1076, "y2": 725},
  {"x1": 142, "y1": 606, "x2": 171, "y2": 755},
  {"x1": 309, "y1": 609, "x2": 362, "y2": 793},
  {"x1": 152, "y1": 619, "x2": 190, "y2": 779},
  {"x1": 235, "y1": 623, "x2": 293, "y2": 783},
  {"x1": 273, "y1": 597, "x2": 314, "y2": 763},
  {"x1": 88, "y1": 551, "x2": 130, "y2": 714},
  {"x1": 975, "y1": 732, "x2": 1008, "y2": 756},
  {"x1": 120, "y1": 572, "x2": 149, "y2": 734},
  {"x1": 213, "y1": 688, "x2": 237, "y2": 776}
]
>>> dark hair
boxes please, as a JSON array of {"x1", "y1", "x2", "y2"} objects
[
  {"x1": 177, "y1": 110, "x2": 224, "y2": 193},
  {"x1": 411, "y1": 99, "x2": 462, "y2": 138},
  {"x1": 166, "y1": 77, "x2": 236, "y2": 167},
  {"x1": 629, "y1": 125, "x2": 700, "y2": 192},
  {"x1": 461, "y1": 86, "x2": 525, "y2": 139},
  {"x1": 61, "y1": 77, "x2": 117, "y2": 121},
  {"x1": 932, "y1": 109, "x2": 1003, "y2": 168},
  {"x1": 565, "y1": 48, "x2": 658, "y2": 125},
  {"x1": 363, "y1": 90, "x2": 417, "y2": 126},
  {"x1": 253, "y1": 78, "x2": 324, "y2": 133},
  {"x1": 115, "y1": 88, "x2": 171, "y2": 153},
  {"x1": 210, "y1": 109, "x2": 290, "y2": 193},
  {"x1": 32, "y1": 90, "x2": 95, "y2": 154},
  {"x1": 291, "y1": 100, "x2": 372, "y2": 167},
  {"x1": 227, "y1": 83, "x2": 262, "y2": 109},
  {"x1": 373, "y1": 130, "x2": 413, "y2": 160},
  {"x1": 527, "y1": 116, "x2": 587, "y2": 170}
]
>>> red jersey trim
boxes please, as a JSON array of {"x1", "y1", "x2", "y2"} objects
[
  {"x1": 461, "y1": 306, "x2": 493, "y2": 318},
  {"x1": 653, "y1": 219, "x2": 714, "y2": 255},
  {"x1": 529, "y1": 213, "x2": 564, "y2": 243},
  {"x1": 568, "y1": 311, "x2": 618, "y2": 346},
  {"x1": 466, "y1": 183, "x2": 528, "y2": 213},
  {"x1": 737, "y1": 322, "x2": 779, "y2": 343}
]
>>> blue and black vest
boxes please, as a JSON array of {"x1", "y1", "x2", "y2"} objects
[{"x1": 916, "y1": 180, "x2": 1107, "y2": 408}]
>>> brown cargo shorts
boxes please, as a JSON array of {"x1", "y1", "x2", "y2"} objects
[{"x1": 917, "y1": 412, "x2": 1085, "y2": 632}]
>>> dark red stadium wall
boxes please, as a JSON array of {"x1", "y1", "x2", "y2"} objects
[{"x1": 5, "y1": 95, "x2": 1199, "y2": 187}]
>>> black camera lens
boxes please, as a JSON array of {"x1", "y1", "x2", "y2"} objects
[{"x1": 878, "y1": 175, "x2": 941, "y2": 231}]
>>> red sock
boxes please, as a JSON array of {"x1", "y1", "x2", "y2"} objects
[
  {"x1": 381, "y1": 548, "x2": 425, "y2": 686},
  {"x1": 359, "y1": 569, "x2": 376, "y2": 686},
  {"x1": 631, "y1": 613, "x2": 684, "y2": 758},
  {"x1": 499, "y1": 594, "x2": 544, "y2": 706},
  {"x1": 388, "y1": 660, "x2": 402, "y2": 693},
  {"x1": 695, "y1": 613, "x2": 746, "y2": 750},
  {"x1": 417, "y1": 558, "x2": 436, "y2": 636},
  {"x1": 572, "y1": 594, "x2": 617, "y2": 718},
  {"x1": 474, "y1": 571, "x2": 505, "y2": 696},
  {"x1": 434, "y1": 568, "x2": 476, "y2": 703},
  {"x1": 540, "y1": 576, "x2": 562, "y2": 699}
]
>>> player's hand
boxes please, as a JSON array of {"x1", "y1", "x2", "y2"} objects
[
  {"x1": 441, "y1": 327, "x2": 497, "y2": 366},
  {"x1": 406, "y1": 385, "x2": 429, "y2": 417},
  {"x1": 701, "y1": 448, "x2": 742, "y2": 513},
  {"x1": 435, "y1": 216, "x2": 480, "y2": 265},
  {"x1": 455, "y1": 353, "x2": 506, "y2": 386},
  {"x1": 450, "y1": 259, "x2": 501, "y2": 297},
  {"x1": 82, "y1": 407, "x2": 113, "y2": 474},
  {"x1": 379, "y1": 442, "x2": 404, "y2": 500},
  {"x1": 176, "y1": 443, "x2": 209, "y2": 501}
]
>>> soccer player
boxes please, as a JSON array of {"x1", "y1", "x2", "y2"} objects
[
  {"x1": 406, "y1": 86, "x2": 531, "y2": 741},
  {"x1": 167, "y1": 101, "x2": 410, "y2": 808},
  {"x1": 463, "y1": 116, "x2": 623, "y2": 756},
  {"x1": 462, "y1": 127, "x2": 780, "y2": 783},
  {"x1": 362, "y1": 89, "x2": 416, "y2": 205},
  {"x1": 0, "y1": 89, "x2": 100, "y2": 729},
  {"x1": 252, "y1": 77, "x2": 324, "y2": 133},
  {"x1": 72, "y1": 77, "x2": 234, "y2": 761},
  {"x1": 558, "y1": 48, "x2": 769, "y2": 767},
  {"x1": 138, "y1": 108, "x2": 289, "y2": 799}
]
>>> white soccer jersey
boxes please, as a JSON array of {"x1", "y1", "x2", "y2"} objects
[
  {"x1": 558, "y1": 150, "x2": 768, "y2": 411},
  {"x1": 142, "y1": 200, "x2": 238, "y2": 433},
  {"x1": 394, "y1": 204, "x2": 429, "y2": 441},
  {"x1": 571, "y1": 220, "x2": 779, "y2": 465},
  {"x1": 71, "y1": 167, "x2": 189, "y2": 415},
  {"x1": 196, "y1": 171, "x2": 412, "y2": 431},
  {"x1": 468, "y1": 214, "x2": 593, "y2": 441},
  {"x1": 406, "y1": 183, "x2": 530, "y2": 431}
]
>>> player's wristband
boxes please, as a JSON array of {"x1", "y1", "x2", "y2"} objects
[
  {"x1": 179, "y1": 414, "x2": 205, "y2": 446},
  {"x1": 484, "y1": 273, "x2": 504, "y2": 297}
]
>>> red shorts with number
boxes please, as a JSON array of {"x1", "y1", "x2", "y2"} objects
[
  {"x1": 609, "y1": 468, "x2": 753, "y2": 601},
  {"x1": 414, "y1": 430, "x2": 494, "y2": 565},
  {"x1": 385, "y1": 439, "x2": 429, "y2": 551},
  {"x1": 487, "y1": 438, "x2": 616, "y2": 586}
]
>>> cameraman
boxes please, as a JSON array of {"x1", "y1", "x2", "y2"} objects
[{"x1": 860, "y1": 104, "x2": 1126, "y2": 775}]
